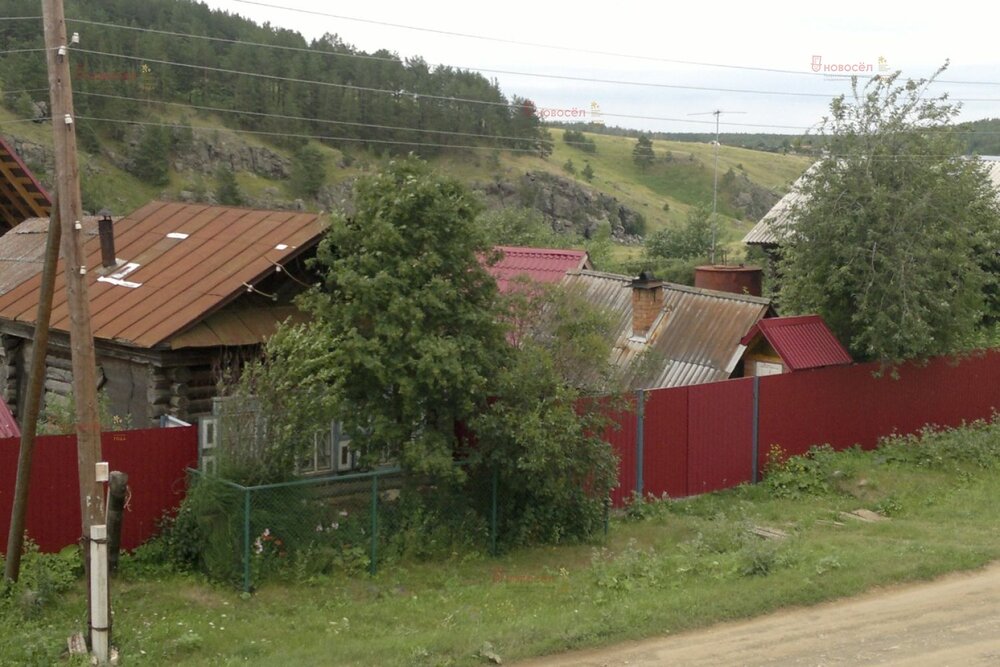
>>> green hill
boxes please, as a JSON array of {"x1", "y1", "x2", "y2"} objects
[{"x1": 0, "y1": 0, "x2": 809, "y2": 266}]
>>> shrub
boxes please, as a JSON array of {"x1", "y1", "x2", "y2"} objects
[{"x1": 762, "y1": 444, "x2": 838, "y2": 499}]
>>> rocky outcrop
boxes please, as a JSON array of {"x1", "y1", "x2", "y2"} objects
[
  {"x1": 477, "y1": 171, "x2": 646, "y2": 242},
  {"x1": 722, "y1": 170, "x2": 780, "y2": 221},
  {"x1": 2, "y1": 136, "x2": 53, "y2": 183},
  {"x1": 171, "y1": 140, "x2": 290, "y2": 179}
]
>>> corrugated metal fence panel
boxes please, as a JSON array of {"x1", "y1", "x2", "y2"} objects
[
  {"x1": 601, "y1": 397, "x2": 638, "y2": 508},
  {"x1": 103, "y1": 426, "x2": 199, "y2": 551},
  {"x1": 0, "y1": 433, "x2": 79, "y2": 554},
  {"x1": 756, "y1": 351, "x2": 1000, "y2": 475},
  {"x1": 757, "y1": 363, "x2": 877, "y2": 469},
  {"x1": 687, "y1": 377, "x2": 754, "y2": 495},
  {"x1": 868, "y1": 351, "x2": 1000, "y2": 438},
  {"x1": 0, "y1": 426, "x2": 198, "y2": 554},
  {"x1": 642, "y1": 386, "x2": 689, "y2": 499}
]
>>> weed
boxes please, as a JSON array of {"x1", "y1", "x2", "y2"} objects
[{"x1": 762, "y1": 444, "x2": 838, "y2": 499}]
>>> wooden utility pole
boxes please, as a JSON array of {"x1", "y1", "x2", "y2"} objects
[
  {"x1": 42, "y1": 0, "x2": 104, "y2": 533},
  {"x1": 41, "y1": 0, "x2": 106, "y2": 658},
  {"x1": 3, "y1": 196, "x2": 60, "y2": 584}
]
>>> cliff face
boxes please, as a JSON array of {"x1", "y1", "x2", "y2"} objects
[{"x1": 477, "y1": 171, "x2": 646, "y2": 242}]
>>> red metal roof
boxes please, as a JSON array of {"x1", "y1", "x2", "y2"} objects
[
  {"x1": 0, "y1": 201, "x2": 326, "y2": 349},
  {"x1": 487, "y1": 246, "x2": 590, "y2": 293},
  {"x1": 740, "y1": 314, "x2": 852, "y2": 371},
  {"x1": 0, "y1": 399, "x2": 19, "y2": 439}
]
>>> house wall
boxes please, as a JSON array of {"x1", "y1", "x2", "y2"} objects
[
  {"x1": 0, "y1": 325, "x2": 259, "y2": 429},
  {"x1": 743, "y1": 337, "x2": 785, "y2": 377},
  {"x1": 0, "y1": 334, "x2": 24, "y2": 417}
]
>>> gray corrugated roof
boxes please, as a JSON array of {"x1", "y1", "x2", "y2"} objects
[
  {"x1": 561, "y1": 270, "x2": 773, "y2": 389},
  {"x1": 0, "y1": 217, "x2": 100, "y2": 296},
  {"x1": 742, "y1": 164, "x2": 816, "y2": 246},
  {"x1": 744, "y1": 157, "x2": 1000, "y2": 247}
]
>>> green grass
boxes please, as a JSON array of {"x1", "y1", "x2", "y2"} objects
[
  {"x1": 4, "y1": 422, "x2": 1000, "y2": 666},
  {"x1": 1, "y1": 106, "x2": 807, "y2": 252}
]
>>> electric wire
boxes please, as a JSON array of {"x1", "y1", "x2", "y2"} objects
[
  {"x1": 228, "y1": 0, "x2": 1000, "y2": 88},
  {"x1": 71, "y1": 47, "x2": 849, "y2": 101},
  {"x1": 65, "y1": 18, "x2": 855, "y2": 96}
]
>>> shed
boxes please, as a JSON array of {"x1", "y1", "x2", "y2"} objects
[
  {"x1": 739, "y1": 314, "x2": 852, "y2": 376},
  {"x1": 0, "y1": 201, "x2": 326, "y2": 426},
  {"x1": 0, "y1": 136, "x2": 51, "y2": 235}
]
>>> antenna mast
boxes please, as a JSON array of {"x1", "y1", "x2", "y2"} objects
[{"x1": 688, "y1": 109, "x2": 746, "y2": 263}]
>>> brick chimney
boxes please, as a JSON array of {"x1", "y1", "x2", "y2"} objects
[{"x1": 631, "y1": 270, "x2": 664, "y2": 339}]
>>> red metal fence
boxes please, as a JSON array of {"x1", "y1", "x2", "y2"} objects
[
  {"x1": 609, "y1": 350, "x2": 1000, "y2": 506},
  {"x1": 7, "y1": 351, "x2": 999, "y2": 549},
  {"x1": 0, "y1": 426, "x2": 197, "y2": 554}
]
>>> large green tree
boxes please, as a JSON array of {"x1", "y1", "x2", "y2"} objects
[
  {"x1": 300, "y1": 156, "x2": 507, "y2": 475},
  {"x1": 778, "y1": 67, "x2": 1000, "y2": 364}
]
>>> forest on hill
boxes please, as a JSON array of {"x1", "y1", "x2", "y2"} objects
[
  {"x1": 0, "y1": 0, "x2": 551, "y2": 156},
  {"x1": 0, "y1": 0, "x2": 811, "y2": 272}
]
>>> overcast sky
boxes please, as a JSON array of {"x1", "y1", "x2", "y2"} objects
[{"x1": 202, "y1": 0, "x2": 1000, "y2": 133}]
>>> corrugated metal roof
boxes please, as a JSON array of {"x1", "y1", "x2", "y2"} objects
[
  {"x1": 741, "y1": 314, "x2": 852, "y2": 371},
  {"x1": 488, "y1": 246, "x2": 590, "y2": 293},
  {"x1": 0, "y1": 218, "x2": 85, "y2": 295},
  {"x1": 0, "y1": 201, "x2": 326, "y2": 349},
  {"x1": 744, "y1": 157, "x2": 1000, "y2": 247},
  {"x1": 0, "y1": 136, "x2": 51, "y2": 234},
  {"x1": 561, "y1": 270, "x2": 773, "y2": 389},
  {"x1": 742, "y1": 164, "x2": 815, "y2": 246},
  {"x1": 0, "y1": 398, "x2": 19, "y2": 439}
]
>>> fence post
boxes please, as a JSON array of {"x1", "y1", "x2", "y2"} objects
[
  {"x1": 242, "y1": 487, "x2": 251, "y2": 593},
  {"x1": 369, "y1": 472, "x2": 378, "y2": 576},
  {"x1": 752, "y1": 376, "x2": 760, "y2": 484},
  {"x1": 603, "y1": 497, "x2": 610, "y2": 538},
  {"x1": 490, "y1": 466, "x2": 498, "y2": 556},
  {"x1": 635, "y1": 389, "x2": 645, "y2": 498}
]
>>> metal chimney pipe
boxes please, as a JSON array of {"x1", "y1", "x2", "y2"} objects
[{"x1": 97, "y1": 209, "x2": 115, "y2": 269}]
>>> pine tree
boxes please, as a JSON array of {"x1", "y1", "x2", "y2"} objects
[
  {"x1": 632, "y1": 134, "x2": 655, "y2": 170},
  {"x1": 215, "y1": 165, "x2": 243, "y2": 206}
]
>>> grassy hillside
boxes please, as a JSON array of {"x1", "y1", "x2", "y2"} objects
[{"x1": 0, "y1": 105, "x2": 809, "y2": 262}]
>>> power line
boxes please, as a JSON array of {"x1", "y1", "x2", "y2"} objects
[
  {"x1": 72, "y1": 90, "x2": 843, "y2": 146},
  {"x1": 73, "y1": 90, "x2": 570, "y2": 145},
  {"x1": 69, "y1": 46, "x2": 1000, "y2": 134},
  {"x1": 0, "y1": 88, "x2": 51, "y2": 96},
  {"x1": 0, "y1": 117, "x2": 51, "y2": 126},
  {"x1": 74, "y1": 115, "x2": 998, "y2": 163},
  {"x1": 229, "y1": 0, "x2": 1000, "y2": 89},
  {"x1": 72, "y1": 47, "x2": 851, "y2": 102},
  {"x1": 75, "y1": 114, "x2": 548, "y2": 153},
  {"x1": 64, "y1": 18, "x2": 854, "y2": 98}
]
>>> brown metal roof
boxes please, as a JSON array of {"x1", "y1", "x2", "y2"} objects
[
  {"x1": 561, "y1": 270, "x2": 774, "y2": 389},
  {"x1": 0, "y1": 201, "x2": 326, "y2": 349},
  {"x1": 0, "y1": 137, "x2": 51, "y2": 234}
]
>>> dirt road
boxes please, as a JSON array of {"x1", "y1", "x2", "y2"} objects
[{"x1": 518, "y1": 563, "x2": 1000, "y2": 666}]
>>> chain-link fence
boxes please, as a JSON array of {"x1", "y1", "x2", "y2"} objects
[{"x1": 186, "y1": 466, "x2": 508, "y2": 591}]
